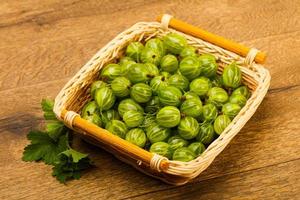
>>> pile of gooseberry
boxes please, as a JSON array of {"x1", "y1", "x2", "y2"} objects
[{"x1": 81, "y1": 33, "x2": 250, "y2": 162}]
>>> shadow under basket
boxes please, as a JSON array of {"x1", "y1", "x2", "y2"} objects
[{"x1": 53, "y1": 17, "x2": 271, "y2": 185}]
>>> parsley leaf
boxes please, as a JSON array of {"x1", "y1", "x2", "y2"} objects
[
  {"x1": 22, "y1": 131, "x2": 68, "y2": 165},
  {"x1": 22, "y1": 99, "x2": 93, "y2": 183},
  {"x1": 60, "y1": 149, "x2": 89, "y2": 163},
  {"x1": 41, "y1": 98, "x2": 66, "y2": 140},
  {"x1": 52, "y1": 149, "x2": 92, "y2": 183},
  {"x1": 41, "y1": 99, "x2": 57, "y2": 120},
  {"x1": 46, "y1": 121, "x2": 66, "y2": 141}
]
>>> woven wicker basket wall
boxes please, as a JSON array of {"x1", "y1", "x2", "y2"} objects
[{"x1": 54, "y1": 20, "x2": 270, "y2": 185}]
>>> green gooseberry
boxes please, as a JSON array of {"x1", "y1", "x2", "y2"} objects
[
  {"x1": 123, "y1": 110, "x2": 144, "y2": 128},
  {"x1": 105, "y1": 120, "x2": 128, "y2": 139},
  {"x1": 145, "y1": 63, "x2": 159, "y2": 77},
  {"x1": 125, "y1": 41, "x2": 144, "y2": 62},
  {"x1": 188, "y1": 142, "x2": 205, "y2": 156},
  {"x1": 100, "y1": 63, "x2": 122, "y2": 82},
  {"x1": 95, "y1": 87, "x2": 116, "y2": 111},
  {"x1": 179, "y1": 56, "x2": 201, "y2": 80},
  {"x1": 100, "y1": 109, "x2": 120, "y2": 126},
  {"x1": 189, "y1": 77, "x2": 212, "y2": 96},
  {"x1": 111, "y1": 77, "x2": 131, "y2": 97},
  {"x1": 149, "y1": 142, "x2": 173, "y2": 159},
  {"x1": 229, "y1": 94, "x2": 247, "y2": 107},
  {"x1": 81, "y1": 101, "x2": 102, "y2": 127},
  {"x1": 180, "y1": 46, "x2": 197, "y2": 58},
  {"x1": 127, "y1": 63, "x2": 152, "y2": 84},
  {"x1": 197, "y1": 123, "x2": 215, "y2": 145},
  {"x1": 146, "y1": 123, "x2": 171, "y2": 143},
  {"x1": 83, "y1": 113, "x2": 102, "y2": 127},
  {"x1": 160, "y1": 54, "x2": 178, "y2": 73},
  {"x1": 140, "y1": 48, "x2": 162, "y2": 66},
  {"x1": 160, "y1": 71, "x2": 171, "y2": 79},
  {"x1": 199, "y1": 54, "x2": 218, "y2": 77},
  {"x1": 119, "y1": 56, "x2": 134, "y2": 65},
  {"x1": 145, "y1": 38, "x2": 166, "y2": 57},
  {"x1": 207, "y1": 87, "x2": 229, "y2": 107},
  {"x1": 232, "y1": 86, "x2": 251, "y2": 99},
  {"x1": 163, "y1": 33, "x2": 187, "y2": 54},
  {"x1": 156, "y1": 106, "x2": 181, "y2": 128},
  {"x1": 150, "y1": 76, "x2": 169, "y2": 95},
  {"x1": 145, "y1": 96, "x2": 160, "y2": 114},
  {"x1": 172, "y1": 147, "x2": 196, "y2": 162},
  {"x1": 120, "y1": 60, "x2": 136, "y2": 76},
  {"x1": 180, "y1": 98, "x2": 202, "y2": 118},
  {"x1": 158, "y1": 86, "x2": 183, "y2": 107},
  {"x1": 130, "y1": 83, "x2": 152, "y2": 103},
  {"x1": 81, "y1": 101, "x2": 99, "y2": 116},
  {"x1": 125, "y1": 128, "x2": 147, "y2": 148},
  {"x1": 222, "y1": 62, "x2": 242, "y2": 89},
  {"x1": 214, "y1": 115, "x2": 231, "y2": 135},
  {"x1": 222, "y1": 103, "x2": 241, "y2": 119},
  {"x1": 168, "y1": 74, "x2": 189, "y2": 91},
  {"x1": 182, "y1": 91, "x2": 200, "y2": 101},
  {"x1": 90, "y1": 80, "x2": 108, "y2": 99},
  {"x1": 118, "y1": 98, "x2": 144, "y2": 117},
  {"x1": 178, "y1": 116, "x2": 199, "y2": 140},
  {"x1": 210, "y1": 75, "x2": 223, "y2": 87},
  {"x1": 201, "y1": 103, "x2": 218, "y2": 122},
  {"x1": 140, "y1": 115, "x2": 156, "y2": 131},
  {"x1": 168, "y1": 135, "x2": 188, "y2": 151}
]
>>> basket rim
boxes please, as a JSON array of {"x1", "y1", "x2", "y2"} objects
[{"x1": 53, "y1": 21, "x2": 271, "y2": 178}]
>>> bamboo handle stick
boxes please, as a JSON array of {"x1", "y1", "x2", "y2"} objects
[
  {"x1": 157, "y1": 15, "x2": 266, "y2": 64},
  {"x1": 61, "y1": 109, "x2": 169, "y2": 171}
]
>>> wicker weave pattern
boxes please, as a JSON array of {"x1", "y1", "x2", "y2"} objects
[{"x1": 54, "y1": 22, "x2": 270, "y2": 185}]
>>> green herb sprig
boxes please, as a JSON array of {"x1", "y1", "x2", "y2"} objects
[{"x1": 22, "y1": 99, "x2": 92, "y2": 183}]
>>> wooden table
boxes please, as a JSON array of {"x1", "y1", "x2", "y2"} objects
[{"x1": 1, "y1": 0, "x2": 299, "y2": 199}]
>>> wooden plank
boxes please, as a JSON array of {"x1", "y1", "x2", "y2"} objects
[
  {"x1": 0, "y1": 0, "x2": 162, "y2": 28},
  {"x1": 126, "y1": 159, "x2": 300, "y2": 200},
  {"x1": 1, "y1": 0, "x2": 300, "y2": 199},
  {"x1": 1, "y1": 0, "x2": 299, "y2": 41},
  {"x1": 0, "y1": 1, "x2": 172, "y2": 91},
  {"x1": 0, "y1": 28, "x2": 299, "y2": 92},
  {"x1": 0, "y1": 0, "x2": 299, "y2": 91},
  {"x1": 0, "y1": 80, "x2": 299, "y2": 199}
]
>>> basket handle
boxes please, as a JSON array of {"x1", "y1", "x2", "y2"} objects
[
  {"x1": 157, "y1": 14, "x2": 267, "y2": 64},
  {"x1": 61, "y1": 109, "x2": 169, "y2": 172}
]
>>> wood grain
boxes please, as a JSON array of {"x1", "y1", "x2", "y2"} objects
[
  {"x1": 0, "y1": 0, "x2": 300, "y2": 199},
  {"x1": 127, "y1": 159, "x2": 300, "y2": 200},
  {"x1": 0, "y1": 0, "x2": 299, "y2": 91}
]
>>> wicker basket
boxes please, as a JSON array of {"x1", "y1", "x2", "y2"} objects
[{"x1": 54, "y1": 14, "x2": 271, "y2": 185}]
